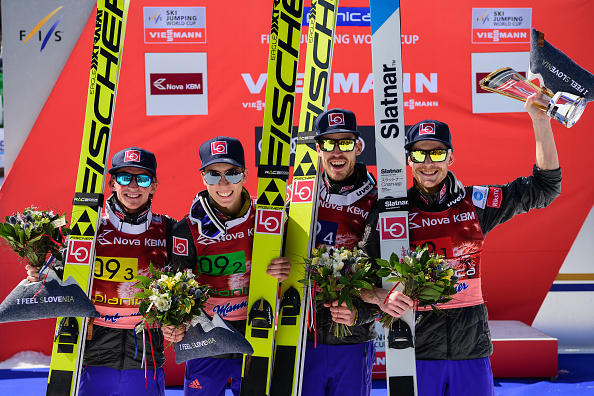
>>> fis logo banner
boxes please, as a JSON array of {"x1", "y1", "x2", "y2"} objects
[
  {"x1": 20, "y1": 6, "x2": 64, "y2": 51},
  {"x1": 144, "y1": 7, "x2": 206, "y2": 43},
  {"x1": 472, "y1": 8, "x2": 532, "y2": 44}
]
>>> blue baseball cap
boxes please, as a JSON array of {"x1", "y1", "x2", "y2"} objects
[
  {"x1": 108, "y1": 147, "x2": 157, "y2": 178},
  {"x1": 199, "y1": 136, "x2": 245, "y2": 170},
  {"x1": 405, "y1": 120, "x2": 453, "y2": 151},
  {"x1": 314, "y1": 108, "x2": 361, "y2": 139}
]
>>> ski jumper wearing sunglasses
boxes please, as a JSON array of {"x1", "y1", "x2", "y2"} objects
[
  {"x1": 169, "y1": 137, "x2": 290, "y2": 396},
  {"x1": 360, "y1": 104, "x2": 561, "y2": 396},
  {"x1": 296, "y1": 109, "x2": 380, "y2": 396},
  {"x1": 26, "y1": 148, "x2": 177, "y2": 396}
]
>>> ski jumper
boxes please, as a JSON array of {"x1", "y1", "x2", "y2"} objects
[
  {"x1": 171, "y1": 189, "x2": 254, "y2": 396},
  {"x1": 78, "y1": 195, "x2": 175, "y2": 396},
  {"x1": 361, "y1": 167, "x2": 561, "y2": 396},
  {"x1": 302, "y1": 163, "x2": 380, "y2": 396}
]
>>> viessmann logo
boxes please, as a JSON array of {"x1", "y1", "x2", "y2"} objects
[
  {"x1": 20, "y1": 6, "x2": 64, "y2": 51},
  {"x1": 150, "y1": 73, "x2": 203, "y2": 95}
]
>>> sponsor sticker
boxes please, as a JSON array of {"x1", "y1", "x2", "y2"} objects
[
  {"x1": 472, "y1": 8, "x2": 532, "y2": 44},
  {"x1": 419, "y1": 123, "x2": 435, "y2": 135},
  {"x1": 328, "y1": 113, "x2": 345, "y2": 126},
  {"x1": 256, "y1": 209, "x2": 283, "y2": 235},
  {"x1": 124, "y1": 150, "x2": 140, "y2": 162},
  {"x1": 173, "y1": 236, "x2": 188, "y2": 256},
  {"x1": 380, "y1": 215, "x2": 408, "y2": 240},
  {"x1": 150, "y1": 73, "x2": 203, "y2": 95},
  {"x1": 472, "y1": 186, "x2": 488, "y2": 209},
  {"x1": 487, "y1": 187, "x2": 502, "y2": 208},
  {"x1": 66, "y1": 240, "x2": 93, "y2": 265},
  {"x1": 144, "y1": 52, "x2": 208, "y2": 116},
  {"x1": 292, "y1": 180, "x2": 315, "y2": 203},
  {"x1": 144, "y1": 7, "x2": 207, "y2": 44},
  {"x1": 211, "y1": 141, "x2": 228, "y2": 155}
]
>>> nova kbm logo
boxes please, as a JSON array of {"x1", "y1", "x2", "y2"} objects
[{"x1": 20, "y1": 6, "x2": 64, "y2": 51}]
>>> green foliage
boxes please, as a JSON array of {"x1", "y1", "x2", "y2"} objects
[
  {"x1": 301, "y1": 245, "x2": 377, "y2": 338},
  {"x1": 134, "y1": 264, "x2": 211, "y2": 329},
  {"x1": 377, "y1": 244, "x2": 460, "y2": 327}
]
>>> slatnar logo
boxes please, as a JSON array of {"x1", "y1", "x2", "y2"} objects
[{"x1": 20, "y1": 6, "x2": 64, "y2": 51}]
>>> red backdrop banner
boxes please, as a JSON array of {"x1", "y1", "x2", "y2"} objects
[{"x1": 0, "y1": 0, "x2": 592, "y2": 369}]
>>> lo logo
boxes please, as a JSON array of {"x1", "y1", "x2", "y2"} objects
[
  {"x1": 292, "y1": 180, "x2": 315, "y2": 203},
  {"x1": 66, "y1": 240, "x2": 92, "y2": 264},
  {"x1": 256, "y1": 209, "x2": 283, "y2": 235},
  {"x1": 380, "y1": 216, "x2": 408, "y2": 240},
  {"x1": 173, "y1": 236, "x2": 189, "y2": 256},
  {"x1": 211, "y1": 141, "x2": 228, "y2": 154}
]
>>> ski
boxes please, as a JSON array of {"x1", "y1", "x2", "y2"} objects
[
  {"x1": 270, "y1": 1, "x2": 339, "y2": 395},
  {"x1": 46, "y1": 1, "x2": 130, "y2": 395},
  {"x1": 240, "y1": 0, "x2": 304, "y2": 394},
  {"x1": 370, "y1": 1, "x2": 417, "y2": 395}
]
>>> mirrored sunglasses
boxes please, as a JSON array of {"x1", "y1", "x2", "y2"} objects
[
  {"x1": 318, "y1": 139, "x2": 357, "y2": 152},
  {"x1": 409, "y1": 149, "x2": 449, "y2": 163},
  {"x1": 115, "y1": 173, "x2": 153, "y2": 188},
  {"x1": 202, "y1": 169, "x2": 244, "y2": 185}
]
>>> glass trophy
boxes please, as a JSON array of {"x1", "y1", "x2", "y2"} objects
[{"x1": 480, "y1": 67, "x2": 587, "y2": 128}]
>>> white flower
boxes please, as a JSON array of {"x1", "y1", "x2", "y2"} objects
[
  {"x1": 159, "y1": 275, "x2": 168, "y2": 282},
  {"x1": 154, "y1": 294, "x2": 172, "y2": 312}
]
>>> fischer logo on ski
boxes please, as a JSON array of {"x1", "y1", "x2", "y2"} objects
[
  {"x1": 240, "y1": 0, "x2": 304, "y2": 394},
  {"x1": 271, "y1": 1, "x2": 339, "y2": 395},
  {"x1": 46, "y1": 1, "x2": 130, "y2": 395}
]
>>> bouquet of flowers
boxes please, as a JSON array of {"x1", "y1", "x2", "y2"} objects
[
  {"x1": 0, "y1": 206, "x2": 70, "y2": 269},
  {"x1": 299, "y1": 245, "x2": 376, "y2": 338},
  {"x1": 375, "y1": 245, "x2": 459, "y2": 327},
  {"x1": 134, "y1": 263, "x2": 210, "y2": 330}
]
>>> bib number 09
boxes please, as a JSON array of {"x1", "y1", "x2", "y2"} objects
[
  {"x1": 197, "y1": 251, "x2": 246, "y2": 276},
  {"x1": 94, "y1": 256, "x2": 138, "y2": 282}
]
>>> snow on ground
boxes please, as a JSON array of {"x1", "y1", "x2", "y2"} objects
[{"x1": 0, "y1": 350, "x2": 50, "y2": 369}]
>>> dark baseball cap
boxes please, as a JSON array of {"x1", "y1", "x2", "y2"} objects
[
  {"x1": 108, "y1": 147, "x2": 157, "y2": 178},
  {"x1": 405, "y1": 120, "x2": 453, "y2": 151},
  {"x1": 199, "y1": 136, "x2": 245, "y2": 170},
  {"x1": 314, "y1": 108, "x2": 361, "y2": 139}
]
